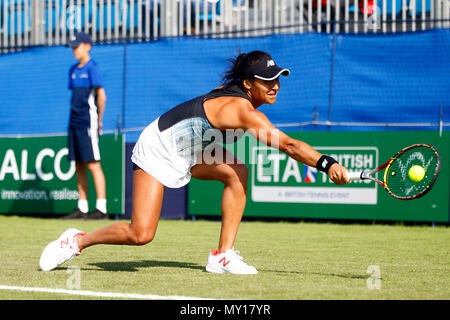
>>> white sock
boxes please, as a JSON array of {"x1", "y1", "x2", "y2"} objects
[
  {"x1": 78, "y1": 199, "x2": 89, "y2": 213},
  {"x1": 96, "y1": 199, "x2": 107, "y2": 214}
]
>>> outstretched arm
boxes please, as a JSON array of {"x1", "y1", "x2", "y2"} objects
[{"x1": 224, "y1": 101, "x2": 349, "y2": 185}]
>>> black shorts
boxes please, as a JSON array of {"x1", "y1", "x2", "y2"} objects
[{"x1": 68, "y1": 126, "x2": 101, "y2": 162}]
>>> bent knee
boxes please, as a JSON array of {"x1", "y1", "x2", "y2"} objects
[
  {"x1": 129, "y1": 230, "x2": 155, "y2": 246},
  {"x1": 224, "y1": 164, "x2": 248, "y2": 189}
]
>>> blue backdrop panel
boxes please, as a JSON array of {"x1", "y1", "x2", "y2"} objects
[
  {"x1": 0, "y1": 29, "x2": 449, "y2": 140},
  {"x1": 0, "y1": 46, "x2": 70, "y2": 135},
  {"x1": 331, "y1": 30, "x2": 450, "y2": 125},
  {"x1": 0, "y1": 44, "x2": 124, "y2": 136}
]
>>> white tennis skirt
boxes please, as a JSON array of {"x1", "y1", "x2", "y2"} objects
[{"x1": 131, "y1": 117, "x2": 197, "y2": 188}]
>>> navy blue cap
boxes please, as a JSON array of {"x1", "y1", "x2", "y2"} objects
[
  {"x1": 68, "y1": 32, "x2": 92, "y2": 47},
  {"x1": 243, "y1": 56, "x2": 290, "y2": 81}
]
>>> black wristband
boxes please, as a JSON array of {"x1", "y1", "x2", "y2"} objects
[{"x1": 316, "y1": 155, "x2": 338, "y2": 173}]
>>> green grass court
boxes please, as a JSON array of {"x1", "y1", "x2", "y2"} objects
[{"x1": 0, "y1": 215, "x2": 448, "y2": 300}]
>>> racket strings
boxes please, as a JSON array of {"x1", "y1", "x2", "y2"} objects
[{"x1": 384, "y1": 146, "x2": 439, "y2": 199}]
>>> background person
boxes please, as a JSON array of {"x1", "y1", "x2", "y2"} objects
[{"x1": 63, "y1": 32, "x2": 108, "y2": 220}]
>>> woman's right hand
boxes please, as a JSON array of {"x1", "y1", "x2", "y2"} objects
[{"x1": 328, "y1": 163, "x2": 350, "y2": 185}]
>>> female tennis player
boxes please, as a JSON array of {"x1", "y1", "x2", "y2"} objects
[{"x1": 40, "y1": 51, "x2": 349, "y2": 274}]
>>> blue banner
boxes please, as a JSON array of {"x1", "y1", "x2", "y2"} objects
[{"x1": 0, "y1": 30, "x2": 449, "y2": 142}]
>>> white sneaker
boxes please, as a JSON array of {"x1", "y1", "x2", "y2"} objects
[
  {"x1": 205, "y1": 248, "x2": 258, "y2": 275},
  {"x1": 39, "y1": 228, "x2": 85, "y2": 271}
]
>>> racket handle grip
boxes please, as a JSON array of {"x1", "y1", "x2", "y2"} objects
[{"x1": 347, "y1": 171, "x2": 363, "y2": 180}]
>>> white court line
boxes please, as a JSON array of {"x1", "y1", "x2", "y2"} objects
[{"x1": 0, "y1": 285, "x2": 213, "y2": 300}]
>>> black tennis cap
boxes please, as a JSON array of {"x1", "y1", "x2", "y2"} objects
[
  {"x1": 244, "y1": 56, "x2": 290, "y2": 81},
  {"x1": 68, "y1": 32, "x2": 92, "y2": 47}
]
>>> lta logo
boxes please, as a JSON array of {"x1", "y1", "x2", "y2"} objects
[{"x1": 251, "y1": 146, "x2": 379, "y2": 204}]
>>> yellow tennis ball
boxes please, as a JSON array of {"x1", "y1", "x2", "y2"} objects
[{"x1": 408, "y1": 165, "x2": 425, "y2": 182}]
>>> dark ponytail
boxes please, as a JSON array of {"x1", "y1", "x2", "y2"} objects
[{"x1": 222, "y1": 50, "x2": 272, "y2": 85}]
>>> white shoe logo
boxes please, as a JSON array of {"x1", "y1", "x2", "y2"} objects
[
  {"x1": 219, "y1": 257, "x2": 231, "y2": 267},
  {"x1": 60, "y1": 237, "x2": 72, "y2": 249}
]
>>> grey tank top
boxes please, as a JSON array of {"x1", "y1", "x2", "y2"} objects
[{"x1": 157, "y1": 84, "x2": 251, "y2": 157}]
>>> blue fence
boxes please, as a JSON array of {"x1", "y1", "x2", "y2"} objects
[{"x1": 0, "y1": 29, "x2": 449, "y2": 142}]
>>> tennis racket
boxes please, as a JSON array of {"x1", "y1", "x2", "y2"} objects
[{"x1": 346, "y1": 144, "x2": 441, "y2": 200}]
